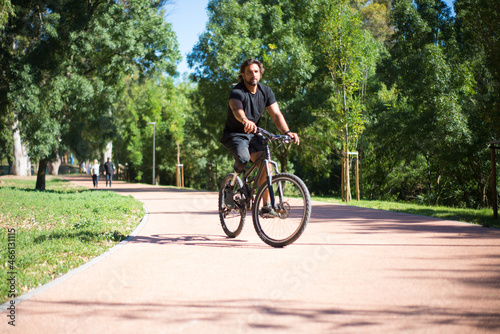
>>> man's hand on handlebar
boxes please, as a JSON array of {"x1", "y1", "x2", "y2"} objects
[
  {"x1": 286, "y1": 132, "x2": 300, "y2": 145},
  {"x1": 255, "y1": 127, "x2": 300, "y2": 146},
  {"x1": 243, "y1": 119, "x2": 257, "y2": 134}
]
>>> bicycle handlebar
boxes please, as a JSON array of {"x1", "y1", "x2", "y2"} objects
[{"x1": 256, "y1": 127, "x2": 293, "y2": 144}]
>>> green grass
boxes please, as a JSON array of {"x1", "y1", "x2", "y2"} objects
[
  {"x1": 0, "y1": 176, "x2": 144, "y2": 303},
  {"x1": 312, "y1": 196, "x2": 500, "y2": 228}
]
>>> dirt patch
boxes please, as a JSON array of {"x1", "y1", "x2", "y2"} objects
[
  {"x1": 0, "y1": 175, "x2": 37, "y2": 180},
  {"x1": 0, "y1": 175, "x2": 61, "y2": 181}
]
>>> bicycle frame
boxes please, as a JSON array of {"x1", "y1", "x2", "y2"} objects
[
  {"x1": 219, "y1": 128, "x2": 310, "y2": 247},
  {"x1": 229, "y1": 130, "x2": 282, "y2": 209}
]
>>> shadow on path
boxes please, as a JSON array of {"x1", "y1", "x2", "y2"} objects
[
  {"x1": 24, "y1": 298, "x2": 500, "y2": 332},
  {"x1": 310, "y1": 204, "x2": 500, "y2": 240},
  {"x1": 128, "y1": 233, "x2": 269, "y2": 249}
]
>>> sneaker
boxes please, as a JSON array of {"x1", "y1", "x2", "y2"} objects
[
  {"x1": 260, "y1": 204, "x2": 279, "y2": 218},
  {"x1": 223, "y1": 187, "x2": 235, "y2": 208}
]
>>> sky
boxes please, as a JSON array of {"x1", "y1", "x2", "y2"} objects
[
  {"x1": 164, "y1": 0, "x2": 456, "y2": 75},
  {"x1": 444, "y1": 0, "x2": 456, "y2": 15},
  {"x1": 163, "y1": 0, "x2": 210, "y2": 75}
]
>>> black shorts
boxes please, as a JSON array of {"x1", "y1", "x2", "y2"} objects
[{"x1": 221, "y1": 133, "x2": 265, "y2": 173}]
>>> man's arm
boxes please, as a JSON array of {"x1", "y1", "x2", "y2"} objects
[
  {"x1": 229, "y1": 99, "x2": 257, "y2": 133},
  {"x1": 266, "y1": 102, "x2": 300, "y2": 145}
]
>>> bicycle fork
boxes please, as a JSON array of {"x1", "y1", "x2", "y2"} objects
[
  {"x1": 264, "y1": 159, "x2": 280, "y2": 208},
  {"x1": 229, "y1": 159, "x2": 280, "y2": 209}
]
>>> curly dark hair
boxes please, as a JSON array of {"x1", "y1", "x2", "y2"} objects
[{"x1": 238, "y1": 59, "x2": 265, "y2": 83}]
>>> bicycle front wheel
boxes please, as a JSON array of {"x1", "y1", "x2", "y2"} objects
[
  {"x1": 252, "y1": 173, "x2": 311, "y2": 247},
  {"x1": 219, "y1": 173, "x2": 245, "y2": 238}
]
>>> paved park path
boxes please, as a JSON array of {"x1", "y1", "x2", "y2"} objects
[{"x1": 2, "y1": 175, "x2": 500, "y2": 333}]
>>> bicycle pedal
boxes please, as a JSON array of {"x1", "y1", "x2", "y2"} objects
[{"x1": 260, "y1": 206, "x2": 280, "y2": 218}]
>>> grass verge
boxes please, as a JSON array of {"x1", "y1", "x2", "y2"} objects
[
  {"x1": 312, "y1": 196, "x2": 499, "y2": 228},
  {"x1": 0, "y1": 176, "x2": 144, "y2": 304}
]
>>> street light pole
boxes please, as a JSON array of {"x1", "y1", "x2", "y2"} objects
[{"x1": 147, "y1": 122, "x2": 156, "y2": 185}]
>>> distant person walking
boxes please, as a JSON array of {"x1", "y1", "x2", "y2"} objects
[
  {"x1": 103, "y1": 157, "x2": 115, "y2": 187},
  {"x1": 91, "y1": 159, "x2": 100, "y2": 188}
]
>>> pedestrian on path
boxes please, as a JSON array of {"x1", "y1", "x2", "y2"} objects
[
  {"x1": 91, "y1": 159, "x2": 100, "y2": 188},
  {"x1": 103, "y1": 157, "x2": 115, "y2": 187}
]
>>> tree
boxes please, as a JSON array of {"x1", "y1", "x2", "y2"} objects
[
  {"x1": 114, "y1": 74, "x2": 189, "y2": 185},
  {"x1": 187, "y1": 0, "x2": 385, "y2": 197},
  {"x1": 317, "y1": 0, "x2": 379, "y2": 200},
  {"x1": 455, "y1": 0, "x2": 500, "y2": 140},
  {"x1": 188, "y1": 0, "x2": 320, "y2": 173},
  {"x1": 2, "y1": 0, "x2": 180, "y2": 190},
  {"x1": 362, "y1": 0, "x2": 499, "y2": 207},
  {"x1": 0, "y1": 0, "x2": 13, "y2": 28},
  {"x1": 353, "y1": 0, "x2": 393, "y2": 43}
]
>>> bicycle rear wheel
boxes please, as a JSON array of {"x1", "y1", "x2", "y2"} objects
[
  {"x1": 219, "y1": 173, "x2": 246, "y2": 238},
  {"x1": 252, "y1": 173, "x2": 311, "y2": 247}
]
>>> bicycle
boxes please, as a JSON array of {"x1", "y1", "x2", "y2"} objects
[{"x1": 218, "y1": 127, "x2": 311, "y2": 247}]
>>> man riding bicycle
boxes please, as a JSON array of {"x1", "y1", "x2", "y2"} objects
[{"x1": 221, "y1": 58, "x2": 299, "y2": 214}]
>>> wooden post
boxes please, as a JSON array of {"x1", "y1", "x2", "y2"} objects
[
  {"x1": 341, "y1": 151, "x2": 360, "y2": 202},
  {"x1": 341, "y1": 153, "x2": 345, "y2": 202},
  {"x1": 491, "y1": 141, "x2": 498, "y2": 219},
  {"x1": 175, "y1": 164, "x2": 181, "y2": 188},
  {"x1": 176, "y1": 143, "x2": 182, "y2": 188},
  {"x1": 182, "y1": 165, "x2": 185, "y2": 187},
  {"x1": 359, "y1": 141, "x2": 363, "y2": 200},
  {"x1": 356, "y1": 156, "x2": 360, "y2": 201},
  {"x1": 176, "y1": 164, "x2": 185, "y2": 188},
  {"x1": 346, "y1": 155, "x2": 351, "y2": 202}
]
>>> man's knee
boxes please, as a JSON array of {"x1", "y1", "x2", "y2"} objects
[
  {"x1": 233, "y1": 160, "x2": 248, "y2": 173},
  {"x1": 234, "y1": 152, "x2": 250, "y2": 173}
]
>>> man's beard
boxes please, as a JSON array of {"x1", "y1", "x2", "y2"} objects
[{"x1": 245, "y1": 77, "x2": 258, "y2": 86}]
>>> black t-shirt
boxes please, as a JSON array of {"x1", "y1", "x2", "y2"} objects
[
  {"x1": 104, "y1": 161, "x2": 114, "y2": 175},
  {"x1": 222, "y1": 82, "x2": 276, "y2": 138}
]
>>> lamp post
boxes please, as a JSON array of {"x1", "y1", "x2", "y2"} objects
[{"x1": 147, "y1": 122, "x2": 156, "y2": 185}]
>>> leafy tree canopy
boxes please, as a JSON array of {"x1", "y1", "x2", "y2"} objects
[{"x1": 1, "y1": 0, "x2": 180, "y2": 189}]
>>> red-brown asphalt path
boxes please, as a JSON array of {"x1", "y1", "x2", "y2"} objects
[{"x1": 2, "y1": 174, "x2": 500, "y2": 333}]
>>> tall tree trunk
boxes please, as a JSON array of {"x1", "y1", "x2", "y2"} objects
[
  {"x1": 48, "y1": 155, "x2": 61, "y2": 175},
  {"x1": 103, "y1": 141, "x2": 112, "y2": 163},
  {"x1": 11, "y1": 119, "x2": 31, "y2": 176},
  {"x1": 359, "y1": 136, "x2": 363, "y2": 199},
  {"x1": 36, "y1": 159, "x2": 48, "y2": 191},
  {"x1": 9, "y1": 40, "x2": 30, "y2": 176},
  {"x1": 343, "y1": 83, "x2": 351, "y2": 201}
]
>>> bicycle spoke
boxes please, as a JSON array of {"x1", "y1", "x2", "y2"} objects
[
  {"x1": 219, "y1": 173, "x2": 245, "y2": 238},
  {"x1": 252, "y1": 173, "x2": 311, "y2": 247}
]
